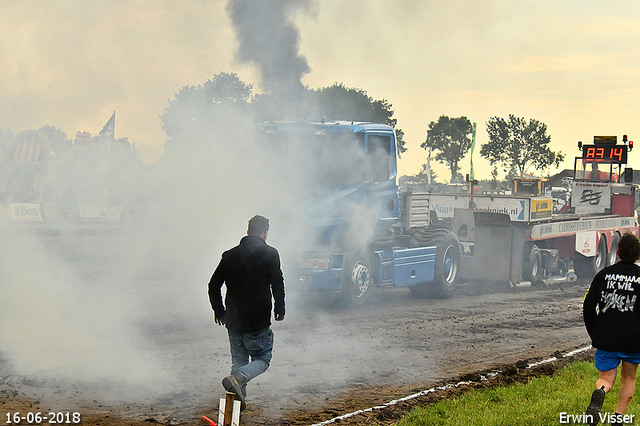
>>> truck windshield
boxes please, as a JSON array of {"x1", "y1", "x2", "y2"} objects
[
  {"x1": 265, "y1": 129, "x2": 392, "y2": 190},
  {"x1": 367, "y1": 134, "x2": 391, "y2": 183},
  {"x1": 311, "y1": 132, "x2": 391, "y2": 188}
]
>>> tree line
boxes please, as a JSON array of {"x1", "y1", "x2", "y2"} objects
[
  {"x1": 0, "y1": 71, "x2": 564, "y2": 184},
  {"x1": 159, "y1": 72, "x2": 407, "y2": 156},
  {"x1": 422, "y1": 115, "x2": 565, "y2": 183},
  {"x1": 161, "y1": 72, "x2": 564, "y2": 183}
]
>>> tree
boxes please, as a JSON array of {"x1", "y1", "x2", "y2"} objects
[
  {"x1": 162, "y1": 76, "x2": 408, "y2": 156},
  {"x1": 394, "y1": 128, "x2": 406, "y2": 157},
  {"x1": 481, "y1": 115, "x2": 564, "y2": 176},
  {"x1": 160, "y1": 72, "x2": 254, "y2": 140},
  {"x1": 302, "y1": 83, "x2": 406, "y2": 156},
  {"x1": 39, "y1": 125, "x2": 72, "y2": 154},
  {"x1": 415, "y1": 162, "x2": 438, "y2": 183},
  {"x1": 0, "y1": 127, "x2": 15, "y2": 155},
  {"x1": 420, "y1": 115, "x2": 473, "y2": 183}
]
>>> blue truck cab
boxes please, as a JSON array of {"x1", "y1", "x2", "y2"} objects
[{"x1": 257, "y1": 120, "x2": 461, "y2": 306}]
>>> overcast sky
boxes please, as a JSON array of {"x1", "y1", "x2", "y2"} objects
[{"x1": 2, "y1": 0, "x2": 640, "y2": 180}]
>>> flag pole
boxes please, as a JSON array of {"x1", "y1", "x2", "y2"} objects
[
  {"x1": 425, "y1": 150, "x2": 432, "y2": 185},
  {"x1": 470, "y1": 122, "x2": 477, "y2": 181}
]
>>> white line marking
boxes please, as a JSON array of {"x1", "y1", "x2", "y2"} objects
[{"x1": 310, "y1": 345, "x2": 593, "y2": 426}]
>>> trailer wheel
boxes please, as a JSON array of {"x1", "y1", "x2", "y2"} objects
[
  {"x1": 408, "y1": 229, "x2": 460, "y2": 299},
  {"x1": 523, "y1": 245, "x2": 543, "y2": 283},
  {"x1": 338, "y1": 254, "x2": 373, "y2": 307},
  {"x1": 608, "y1": 232, "x2": 621, "y2": 266},
  {"x1": 575, "y1": 235, "x2": 607, "y2": 278},
  {"x1": 594, "y1": 236, "x2": 607, "y2": 273}
]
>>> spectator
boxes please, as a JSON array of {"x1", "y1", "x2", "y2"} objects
[
  {"x1": 208, "y1": 215, "x2": 285, "y2": 412},
  {"x1": 583, "y1": 232, "x2": 640, "y2": 425}
]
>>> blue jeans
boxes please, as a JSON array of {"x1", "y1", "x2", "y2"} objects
[{"x1": 228, "y1": 327, "x2": 274, "y2": 397}]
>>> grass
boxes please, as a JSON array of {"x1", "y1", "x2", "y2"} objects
[{"x1": 395, "y1": 362, "x2": 639, "y2": 426}]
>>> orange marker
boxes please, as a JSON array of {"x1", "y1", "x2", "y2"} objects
[{"x1": 201, "y1": 415, "x2": 217, "y2": 426}]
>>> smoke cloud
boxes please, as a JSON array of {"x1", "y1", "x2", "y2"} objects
[
  {"x1": 227, "y1": 0, "x2": 315, "y2": 101},
  {"x1": 0, "y1": 0, "x2": 387, "y2": 417},
  {"x1": 0, "y1": 107, "x2": 383, "y2": 413}
]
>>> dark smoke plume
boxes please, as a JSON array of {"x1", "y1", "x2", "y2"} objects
[{"x1": 226, "y1": 0, "x2": 313, "y2": 102}]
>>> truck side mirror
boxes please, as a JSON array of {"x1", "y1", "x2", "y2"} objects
[{"x1": 623, "y1": 168, "x2": 634, "y2": 183}]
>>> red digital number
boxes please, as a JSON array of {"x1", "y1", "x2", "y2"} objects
[
  {"x1": 611, "y1": 147, "x2": 623, "y2": 162},
  {"x1": 586, "y1": 147, "x2": 605, "y2": 159},
  {"x1": 584, "y1": 144, "x2": 626, "y2": 163}
]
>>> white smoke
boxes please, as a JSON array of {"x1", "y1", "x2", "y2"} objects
[
  {"x1": 0, "y1": 0, "x2": 386, "y2": 415},
  {"x1": 0, "y1": 233, "x2": 165, "y2": 385}
]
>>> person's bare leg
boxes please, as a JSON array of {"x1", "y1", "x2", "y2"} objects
[
  {"x1": 615, "y1": 361, "x2": 638, "y2": 414},
  {"x1": 585, "y1": 368, "x2": 618, "y2": 426},
  {"x1": 586, "y1": 369, "x2": 616, "y2": 425},
  {"x1": 596, "y1": 368, "x2": 617, "y2": 393}
]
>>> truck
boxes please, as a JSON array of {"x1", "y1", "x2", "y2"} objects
[
  {"x1": 453, "y1": 135, "x2": 639, "y2": 285},
  {"x1": 257, "y1": 120, "x2": 462, "y2": 306}
]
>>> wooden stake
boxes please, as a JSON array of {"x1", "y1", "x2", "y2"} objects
[{"x1": 223, "y1": 392, "x2": 235, "y2": 426}]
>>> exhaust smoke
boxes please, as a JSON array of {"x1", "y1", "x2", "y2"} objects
[
  {"x1": 0, "y1": 0, "x2": 390, "y2": 419},
  {"x1": 227, "y1": 0, "x2": 315, "y2": 110}
]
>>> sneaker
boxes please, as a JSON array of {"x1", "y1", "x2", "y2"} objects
[
  {"x1": 222, "y1": 373, "x2": 247, "y2": 411},
  {"x1": 609, "y1": 413, "x2": 624, "y2": 425},
  {"x1": 585, "y1": 387, "x2": 605, "y2": 426}
]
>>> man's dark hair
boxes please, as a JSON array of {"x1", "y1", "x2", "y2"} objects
[
  {"x1": 617, "y1": 232, "x2": 640, "y2": 262},
  {"x1": 248, "y1": 215, "x2": 270, "y2": 236}
]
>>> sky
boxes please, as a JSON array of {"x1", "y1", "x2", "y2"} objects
[{"x1": 2, "y1": 0, "x2": 640, "y2": 181}]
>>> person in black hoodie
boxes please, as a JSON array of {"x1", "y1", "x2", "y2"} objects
[
  {"x1": 208, "y1": 215, "x2": 285, "y2": 411},
  {"x1": 583, "y1": 232, "x2": 640, "y2": 425}
]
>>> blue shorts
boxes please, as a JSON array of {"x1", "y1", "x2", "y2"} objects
[{"x1": 595, "y1": 350, "x2": 640, "y2": 371}]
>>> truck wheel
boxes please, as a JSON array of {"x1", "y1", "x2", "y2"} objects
[
  {"x1": 408, "y1": 229, "x2": 460, "y2": 299},
  {"x1": 575, "y1": 235, "x2": 607, "y2": 278},
  {"x1": 338, "y1": 254, "x2": 373, "y2": 307},
  {"x1": 594, "y1": 236, "x2": 607, "y2": 273},
  {"x1": 607, "y1": 232, "x2": 621, "y2": 266},
  {"x1": 523, "y1": 245, "x2": 543, "y2": 283}
]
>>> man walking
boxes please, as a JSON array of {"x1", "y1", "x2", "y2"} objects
[
  {"x1": 208, "y1": 215, "x2": 285, "y2": 411},
  {"x1": 583, "y1": 232, "x2": 640, "y2": 425}
]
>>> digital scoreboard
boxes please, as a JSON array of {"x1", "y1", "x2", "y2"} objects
[{"x1": 582, "y1": 144, "x2": 628, "y2": 164}]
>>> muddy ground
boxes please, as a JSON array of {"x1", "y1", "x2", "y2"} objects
[{"x1": 1, "y1": 277, "x2": 594, "y2": 426}]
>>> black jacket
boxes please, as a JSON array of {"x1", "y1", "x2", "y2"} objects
[
  {"x1": 208, "y1": 236, "x2": 285, "y2": 332},
  {"x1": 583, "y1": 261, "x2": 640, "y2": 353}
]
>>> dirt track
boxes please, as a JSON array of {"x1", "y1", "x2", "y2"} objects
[{"x1": 0, "y1": 278, "x2": 593, "y2": 426}]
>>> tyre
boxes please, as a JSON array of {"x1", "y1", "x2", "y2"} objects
[
  {"x1": 575, "y1": 235, "x2": 607, "y2": 278},
  {"x1": 338, "y1": 254, "x2": 374, "y2": 307},
  {"x1": 594, "y1": 236, "x2": 607, "y2": 273},
  {"x1": 607, "y1": 232, "x2": 621, "y2": 266},
  {"x1": 408, "y1": 228, "x2": 461, "y2": 299},
  {"x1": 523, "y1": 245, "x2": 543, "y2": 283}
]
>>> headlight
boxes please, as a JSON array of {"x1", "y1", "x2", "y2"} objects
[{"x1": 298, "y1": 257, "x2": 331, "y2": 270}]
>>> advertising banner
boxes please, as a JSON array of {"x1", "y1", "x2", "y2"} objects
[
  {"x1": 571, "y1": 182, "x2": 611, "y2": 213},
  {"x1": 427, "y1": 194, "x2": 552, "y2": 222},
  {"x1": 530, "y1": 216, "x2": 635, "y2": 239},
  {"x1": 0, "y1": 203, "x2": 44, "y2": 222}
]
